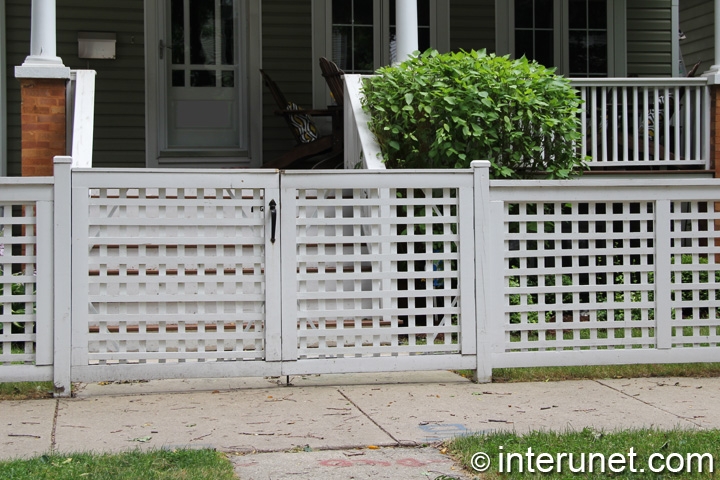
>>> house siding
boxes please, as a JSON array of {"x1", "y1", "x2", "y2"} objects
[
  {"x1": 680, "y1": 0, "x2": 714, "y2": 75},
  {"x1": 5, "y1": 0, "x2": 146, "y2": 175},
  {"x1": 449, "y1": 0, "x2": 495, "y2": 53},
  {"x1": 261, "y1": 0, "x2": 314, "y2": 165},
  {"x1": 5, "y1": 0, "x2": 29, "y2": 176},
  {"x1": 626, "y1": 0, "x2": 673, "y2": 76}
]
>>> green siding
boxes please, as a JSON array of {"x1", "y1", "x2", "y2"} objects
[
  {"x1": 5, "y1": 0, "x2": 145, "y2": 175},
  {"x1": 627, "y1": 0, "x2": 673, "y2": 76},
  {"x1": 5, "y1": 0, "x2": 29, "y2": 176},
  {"x1": 680, "y1": 0, "x2": 714, "y2": 75}
]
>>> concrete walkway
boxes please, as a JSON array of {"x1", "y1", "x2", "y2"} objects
[{"x1": 2, "y1": 371, "x2": 720, "y2": 479}]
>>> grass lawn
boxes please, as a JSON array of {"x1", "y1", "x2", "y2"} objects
[
  {"x1": 0, "y1": 382, "x2": 54, "y2": 401},
  {"x1": 449, "y1": 428, "x2": 720, "y2": 479},
  {"x1": 0, "y1": 449, "x2": 237, "y2": 480}
]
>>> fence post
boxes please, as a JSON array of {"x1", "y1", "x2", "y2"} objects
[
  {"x1": 52, "y1": 156, "x2": 72, "y2": 396},
  {"x1": 472, "y1": 160, "x2": 494, "y2": 382},
  {"x1": 655, "y1": 199, "x2": 673, "y2": 349}
]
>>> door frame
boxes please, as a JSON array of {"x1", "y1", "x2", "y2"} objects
[{"x1": 144, "y1": 0, "x2": 263, "y2": 168}]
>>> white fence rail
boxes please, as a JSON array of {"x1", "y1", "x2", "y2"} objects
[
  {"x1": 6, "y1": 159, "x2": 720, "y2": 395},
  {"x1": 345, "y1": 75, "x2": 713, "y2": 171}
]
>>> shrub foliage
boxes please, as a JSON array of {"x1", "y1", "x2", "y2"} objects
[{"x1": 361, "y1": 50, "x2": 587, "y2": 178}]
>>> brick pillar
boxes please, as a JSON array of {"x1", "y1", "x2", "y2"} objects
[{"x1": 19, "y1": 78, "x2": 67, "y2": 177}]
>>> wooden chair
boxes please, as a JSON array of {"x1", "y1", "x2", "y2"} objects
[
  {"x1": 260, "y1": 69, "x2": 343, "y2": 169},
  {"x1": 319, "y1": 57, "x2": 345, "y2": 107}
]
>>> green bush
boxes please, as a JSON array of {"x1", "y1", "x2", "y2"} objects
[{"x1": 361, "y1": 49, "x2": 588, "y2": 178}]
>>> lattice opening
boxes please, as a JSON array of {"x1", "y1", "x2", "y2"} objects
[
  {"x1": 85, "y1": 187, "x2": 267, "y2": 364},
  {"x1": 0, "y1": 204, "x2": 38, "y2": 366},
  {"x1": 295, "y1": 187, "x2": 462, "y2": 359},
  {"x1": 505, "y1": 201, "x2": 656, "y2": 352}
]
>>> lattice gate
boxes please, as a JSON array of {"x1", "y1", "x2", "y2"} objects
[
  {"x1": 70, "y1": 170, "x2": 282, "y2": 382},
  {"x1": 69, "y1": 169, "x2": 479, "y2": 382}
]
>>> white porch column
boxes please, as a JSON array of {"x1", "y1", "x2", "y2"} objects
[
  {"x1": 15, "y1": 0, "x2": 69, "y2": 78},
  {"x1": 394, "y1": 0, "x2": 418, "y2": 64}
]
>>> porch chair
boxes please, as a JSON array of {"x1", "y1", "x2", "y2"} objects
[
  {"x1": 260, "y1": 69, "x2": 343, "y2": 169},
  {"x1": 319, "y1": 57, "x2": 345, "y2": 107}
]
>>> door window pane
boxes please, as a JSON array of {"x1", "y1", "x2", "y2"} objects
[
  {"x1": 191, "y1": 70, "x2": 216, "y2": 86},
  {"x1": 535, "y1": 0, "x2": 553, "y2": 28},
  {"x1": 332, "y1": 0, "x2": 375, "y2": 73},
  {"x1": 514, "y1": 0, "x2": 554, "y2": 66},
  {"x1": 189, "y1": 0, "x2": 216, "y2": 65},
  {"x1": 569, "y1": 0, "x2": 607, "y2": 76},
  {"x1": 515, "y1": 0, "x2": 533, "y2": 28},
  {"x1": 221, "y1": 0, "x2": 234, "y2": 64},
  {"x1": 171, "y1": 0, "x2": 185, "y2": 64}
]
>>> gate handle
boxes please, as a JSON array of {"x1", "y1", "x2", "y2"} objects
[{"x1": 269, "y1": 199, "x2": 277, "y2": 244}]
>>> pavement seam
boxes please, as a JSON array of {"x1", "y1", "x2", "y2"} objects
[
  {"x1": 337, "y1": 389, "x2": 402, "y2": 445},
  {"x1": 593, "y1": 379, "x2": 704, "y2": 428},
  {"x1": 50, "y1": 398, "x2": 59, "y2": 453}
]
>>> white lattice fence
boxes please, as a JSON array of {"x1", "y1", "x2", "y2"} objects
[
  {"x1": 71, "y1": 170, "x2": 282, "y2": 381},
  {"x1": 669, "y1": 200, "x2": 720, "y2": 347},
  {"x1": 489, "y1": 181, "x2": 720, "y2": 368},
  {"x1": 280, "y1": 171, "x2": 478, "y2": 374},
  {"x1": 502, "y1": 200, "x2": 657, "y2": 352},
  {"x1": 0, "y1": 180, "x2": 53, "y2": 382}
]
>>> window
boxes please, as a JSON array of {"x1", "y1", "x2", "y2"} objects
[
  {"x1": 499, "y1": 0, "x2": 625, "y2": 77},
  {"x1": 313, "y1": 0, "x2": 449, "y2": 105}
]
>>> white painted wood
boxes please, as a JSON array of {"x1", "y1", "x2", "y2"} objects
[
  {"x1": 52, "y1": 157, "x2": 72, "y2": 395},
  {"x1": 9, "y1": 167, "x2": 720, "y2": 385},
  {"x1": 655, "y1": 199, "x2": 673, "y2": 349},
  {"x1": 571, "y1": 78, "x2": 710, "y2": 167},
  {"x1": 19, "y1": 0, "x2": 65, "y2": 68},
  {"x1": 395, "y1": 0, "x2": 419, "y2": 63},
  {"x1": 344, "y1": 75, "x2": 385, "y2": 170},
  {"x1": 34, "y1": 200, "x2": 53, "y2": 366},
  {"x1": 71, "y1": 71, "x2": 96, "y2": 169},
  {"x1": 472, "y1": 161, "x2": 492, "y2": 382}
]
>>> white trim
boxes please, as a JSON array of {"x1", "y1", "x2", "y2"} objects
[
  {"x1": 144, "y1": 0, "x2": 261, "y2": 168},
  {"x1": 0, "y1": 0, "x2": 6, "y2": 176}
]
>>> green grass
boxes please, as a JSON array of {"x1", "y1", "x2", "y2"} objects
[
  {"x1": 0, "y1": 449, "x2": 237, "y2": 480},
  {"x1": 0, "y1": 381, "x2": 54, "y2": 401},
  {"x1": 449, "y1": 428, "x2": 720, "y2": 479},
  {"x1": 455, "y1": 363, "x2": 720, "y2": 383}
]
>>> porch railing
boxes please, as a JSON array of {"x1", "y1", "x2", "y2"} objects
[
  {"x1": 571, "y1": 78, "x2": 711, "y2": 169},
  {"x1": 345, "y1": 75, "x2": 713, "y2": 172},
  {"x1": 344, "y1": 75, "x2": 386, "y2": 170}
]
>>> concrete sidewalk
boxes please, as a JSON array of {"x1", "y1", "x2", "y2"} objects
[{"x1": 2, "y1": 371, "x2": 720, "y2": 479}]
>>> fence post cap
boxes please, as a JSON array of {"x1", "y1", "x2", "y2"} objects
[
  {"x1": 53, "y1": 156, "x2": 72, "y2": 165},
  {"x1": 470, "y1": 160, "x2": 491, "y2": 169}
]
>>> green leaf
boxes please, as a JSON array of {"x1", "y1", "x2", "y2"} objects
[{"x1": 405, "y1": 93, "x2": 414, "y2": 105}]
